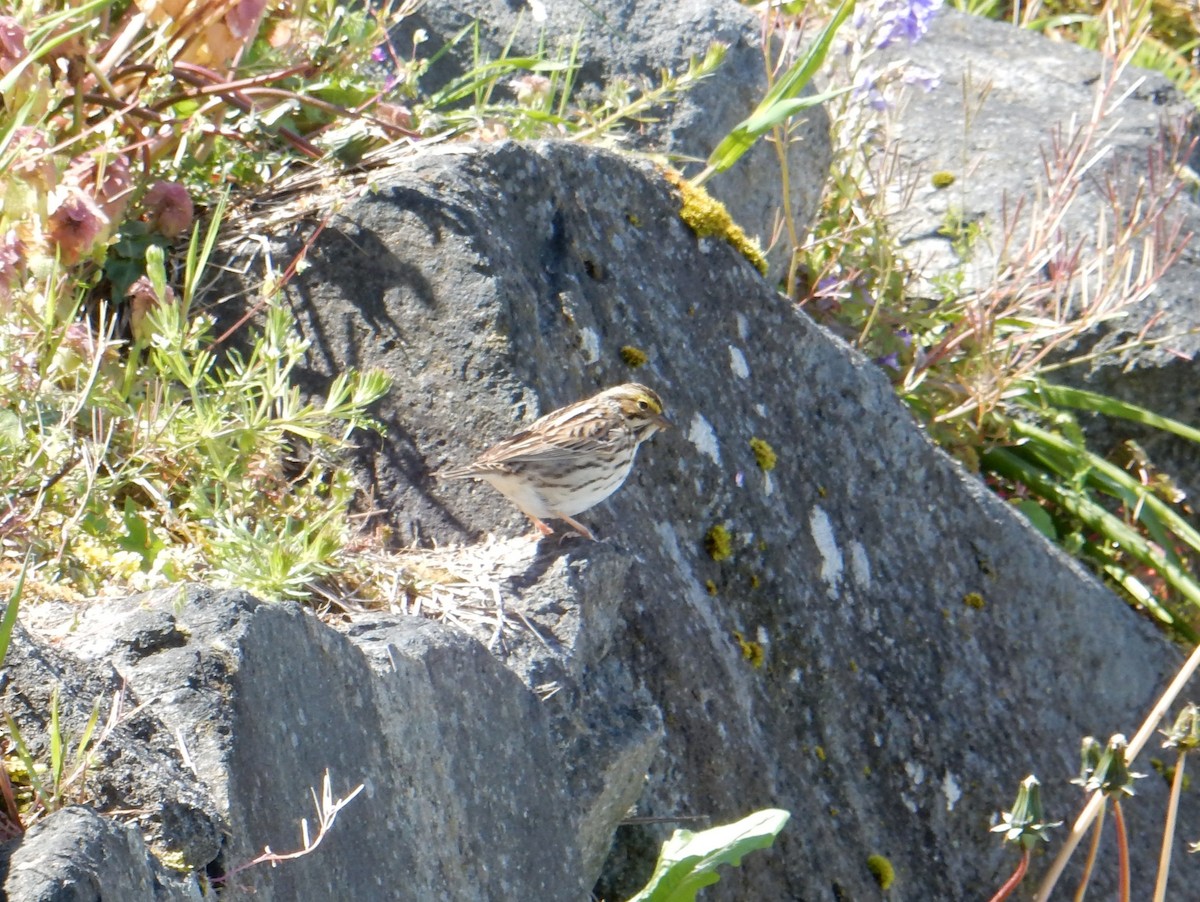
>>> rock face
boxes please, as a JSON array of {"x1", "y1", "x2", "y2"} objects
[
  {"x1": 39, "y1": 586, "x2": 634, "y2": 901},
  {"x1": 388, "y1": 0, "x2": 832, "y2": 280},
  {"x1": 0, "y1": 807, "x2": 201, "y2": 902},
  {"x1": 0, "y1": 621, "x2": 223, "y2": 876},
  {"x1": 268, "y1": 137, "x2": 1189, "y2": 897},
  {"x1": 879, "y1": 9, "x2": 1200, "y2": 514}
]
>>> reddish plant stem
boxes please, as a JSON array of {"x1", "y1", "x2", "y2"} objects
[
  {"x1": 1113, "y1": 800, "x2": 1130, "y2": 902},
  {"x1": 987, "y1": 848, "x2": 1030, "y2": 902}
]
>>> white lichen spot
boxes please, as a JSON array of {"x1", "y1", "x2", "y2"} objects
[
  {"x1": 849, "y1": 540, "x2": 871, "y2": 588},
  {"x1": 763, "y1": 471, "x2": 773, "y2": 498},
  {"x1": 688, "y1": 412, "x2": 721, "y2": 466},
  {"x1": 789, "y1": 668, "x2": 802, "y2": 684},
  {"x1": 809, "y1": 507, "x2": 843, "y2": 598},
  {"x1": 756, "y1": 625, "x2": 769, "y2": 646},
  {"x1": 578, "y1": 326, "x2": 601, "y2": 364},
  {"x1": 943, "y1": 770, "x2": 962, "y2": 812},
  {"x1": 729, "y1": 345, "x2": 750, "y2": 379},
  {"x1": 736, "y1": 312, "x2": 749, "y2": 341},
  {"x1": 905, "y1": 761, "x2": 926, "y2": 786},
  {"x1": 735, "y1": 470, "x2": 744, "y2": 488},
  {"x1": 755, "y1": 403, "x2": 767, "y2": 418}
]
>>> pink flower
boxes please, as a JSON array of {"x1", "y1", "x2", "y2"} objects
[
  {"x1": 64, "y1": 151, "x2": 132, "y2": 224},
  {"x1": 226, "y1": 0, "x2": 267, "y2": 41},
  {"x1": 0, "y1": 16, "x2": 27, "y2": 76},
  {"x1": 11, "y1": 128, "x2": 56, "y2": 191},
  {"x1": 0, "y1": 230, "x2": 24, "y2": 301},
  {"x1": 47, "y1": 187, "x2": 108, "y2": 264},
  {"x1": 142, "y1": 181, "x2": 194, "y2": 239},
  {"x1": 127, "y1": 274, "x2": 176, "y2": 341},
  {"x1": 510, "y1": 74, "x2": 552, "y2": 106},
  {"x1": 94, "y1": 153, "x2": 132, "y2": 224}
]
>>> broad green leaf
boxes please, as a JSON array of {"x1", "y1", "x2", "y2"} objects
[{"x1": 626, "y1": 809, "x2": 790, "y2": 902}]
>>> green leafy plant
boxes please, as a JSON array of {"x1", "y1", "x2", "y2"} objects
[
  {"x1": 625, "y1": 809, "x2": 790, "y2": 902},
  {"x1": 2, "y1": 687, "x2": 102, "y2": 830},
  {"x1": 1, "y1": 196, "x2": 391, "y2": 602},
  {"x1": 988, "y1": 775, "x2": 1060, "y2": 902}
]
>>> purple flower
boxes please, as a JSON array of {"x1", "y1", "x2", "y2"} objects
[
  {"x1": 814, "y1": 275, "x2": 849, "y2": 299},
  {"x1": 876, "y1": 0, "x2": 943, "y2": 49},
  {"x1": 902, "y1": 66, "x2": 941, "y2": 92},
  {"x1": 853, "y1": 72, "x2": 888, "y2": 111},
  {"x1": 371, "y1": 45, "x2": 387, "y2": 63}
]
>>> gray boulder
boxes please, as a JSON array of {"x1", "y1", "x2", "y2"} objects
[
  {"x1": 261, "y1": 137, "x2": 1192, "y2": 897},
  {"x1": 0, "y1": 621, "x2": 222, "y2": 879},
  {"x1": 879, "y1": 9, "x2": 1200, "y2": 510},
  {"x1": 388, "y1": 0, "x2": 831, "y2": 280},
  {"x1": 0, "y1": 807, "x2": 200, "y2": 902},
  {"x1": 44, "y1": 584, "x2": 654, "y2": 900}
]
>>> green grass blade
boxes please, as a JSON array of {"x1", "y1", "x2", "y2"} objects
[
  {"x1": 75, "y1": 697, "x2": 102, "y2": 766},
  {"x1": 49, "y1": 687, "x2": 63, "y2": 799},
  {"x1": 1034, "y1": 383, "x2": 1200, "y2": 445},
  {"x1": 4, "y1": 714, "x2": 48, "y2": 812},
  {"x1": 0, "y1": 553, "x2": 28, "y2": 670},
  {"x1": 705, "y1": 0, "x2": 855, "y2": 174},
  {"x1": 182, "y1": 191, "x2": 229, "y2": 314},
  {"x1": 1007, "y1": 419, "x2": 1200, "y2": 558}
]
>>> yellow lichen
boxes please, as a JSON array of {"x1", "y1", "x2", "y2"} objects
[
  {"x1": 749, "y1": 573, "x2": 760, "y2": 589},
  {"x1": 963, "y1": 592, "x2": 985, "y2": 610},
  {"x1": 661, "y1": 168, "x2": 768, "y2": 276},
  {"x1": 158, "y1": 850, "x2": 192, "y2": 873},
  {"x1": 620, "y1": 345, "x2": 649, "y2": 368},
  {"x1": 867, "y1": 854, "x2": 895, "y2": 890},
  {"x1": 704, "y1": 524, "x2": 733, "y2": 561},
  {"x1": 732, "y1": 630, "x2": 764, "y2": 668},
  {"x1": 749, "y1": 437, "x2": 777, "y2": 472},
  {"x1": 705, "y1": 579, "x2": 718, "y2": 596},
  {"x1": 814, "y1": 745, "x2": 826, "y2": 762},
  {"x1": 931, "y1": 170, "x2": 956, "y2": 189}
]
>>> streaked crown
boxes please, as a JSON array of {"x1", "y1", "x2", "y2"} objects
[{"x1": 604, "y1": 383, "x2": 670, "y2": 437}]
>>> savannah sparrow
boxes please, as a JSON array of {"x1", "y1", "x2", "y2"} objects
[{"x1": 440, "y1": 383, "x2": 670, "y2": 540}]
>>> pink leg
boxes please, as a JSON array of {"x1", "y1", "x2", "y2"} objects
[
  {"x1": 526, "y1": 515, "x2": 555, "y2": 537},
  {"x1": 558, "y1": 514, "x2": 597, "y2": 541}
]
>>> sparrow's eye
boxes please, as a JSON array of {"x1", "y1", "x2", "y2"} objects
[{"x1": 637, "y1": 399, "x2": 649, "y2": 410}]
